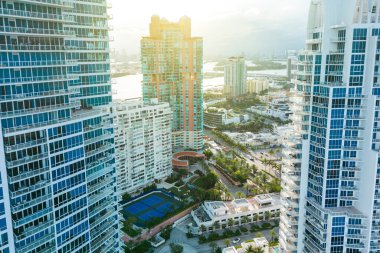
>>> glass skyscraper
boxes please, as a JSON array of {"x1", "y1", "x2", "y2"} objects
[
  {"x1": 141, "y1": 16, "x2": 204, "y2": 151},
  {"x1": 0, "y1": 0, "x2": 118, "y2": 252},
  {"x1": 281, "y1": 0, "x2": 380, "y2": 252}
]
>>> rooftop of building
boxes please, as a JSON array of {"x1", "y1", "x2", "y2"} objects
[{"x1": 202, "y1": 194, "x2": 281, "y2": 218}]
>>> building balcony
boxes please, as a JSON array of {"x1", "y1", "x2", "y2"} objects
[
  {"x1": 306, "y1": 38, "x2": 322, "y2": 44},
  {"x1": 12, "y1": 206, "x2": 52, "y2": 228},
  {"x1": 14, "y1": 219, "x2": 54, "y2": 241},
  {"x1": 0, "y1": 26, "x2": 75, "y2": 37},
  {"x1": 0, "y1": 59, "x2": 78, "y2": 68},
  {"x1": 6, "y1": 153, "x2": 49, "y2": 168},
  {"x1": 0, "y1": 44, "x2": 71, "y2": 52},
  {"x1": 15, "y1": 233, "x2": 54, "y2": 253},
  {"x1": 0, "y1": 88, "x2": 79, "y2": 102},
  {"x1": 90, "y1": 219, "x2": 115, "y2": 240},
  {"x1": 347, "y1": 233, "x2": 367, "y2": 239},
  {"x1": 1, "y1": 74, "x2": 78, "y2": 85},
  {"x1": 84, "y1": 122, "x2": 105, "y2": 132},
  {"x1": 10, "y1": 179, "x2": 50, "y2": 198},
  {"x1": 85, "y1": 153, "x2": 114, "y2": 171},
  {"x1": 4, "y1": 138, "x2": 47, "y2": 153},
  {"x1": 0, "y1": 8, "x2": 74, "y2": 22},
  {"x1": 84, "y1": 130, "x2": 113, "y2": 146},
  {"x1": 18, "y1": 0, "x2": 74, "y2": 8},
  {"x1": 85, "y1": 143, "x2": 113, "y2": 158},
  {"x1": 90, "y1": 208, "x2": 115, "y2": 230},
  {"x1": 87, "y1": 177, "x2": 114, "y2": 194},
  {"x1": 90, "y1": 228, "x2": 116, "y2": 252},
  {"x1": 346, "y1": 242, "x2": 365, "y2": 249},
  {"x1": 8, "y1": 166, "x2": 50, "y2": 184},
  {"x1": 0, "y1": 100, "x2": 80, "y2": 119},
  {"x1": 11, "y1": 194, "x2": 51, "y2": 212},
  {"x1": 88, "y1": 189, "x2": 113, "y2": 206},
  {"x1": 89, "y1": 198, "x2": 114, "y2": 218},
  {"x1": 87, "y1": 164, "x2": 113, "y2": 182}
]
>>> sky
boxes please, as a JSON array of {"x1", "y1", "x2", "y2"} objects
[{"x1": 111, "y1": 0, "x2": 311, "y2": 58}]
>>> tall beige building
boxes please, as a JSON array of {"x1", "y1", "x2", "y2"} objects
[
  {"x1": 141, "y1": 16, "x2": 204, "y2": 151},
  {"x1": 224, "y1": 56, "x2": 247, "y2": 97}
]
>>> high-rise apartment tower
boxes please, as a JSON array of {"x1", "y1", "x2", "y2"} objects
[
  {"x1": 141, "y1": 16, "x2": 204, "y2": 151},
  {"x1": 281, "y1": 0, "x2": 380, "y2": 252},
  {"x1": 0, "y1": 1, "x2": 118, "y2": 252}
]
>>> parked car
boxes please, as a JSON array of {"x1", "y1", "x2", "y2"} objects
[{"x1": 232, "y1": 238, "x2": 240, "y2": 244}]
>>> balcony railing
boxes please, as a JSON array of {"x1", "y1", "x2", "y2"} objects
[
  {"x1": 6, "y1": 153, "x2": 48, "y2": 168},
  {"x1": 0, "y1": 8, "x2": 74, "y2": 22},
  {"x1": 0, "y1": 100, "x2": 81, "y2": 119},
  {"x1": 0, "y1": 74, "x2": 78, "y2": 85},
  {"x1": 0, "y1": 89, "x2": 78, "y2": 102},
  {"x1": 0, "y1": 26, "x2": 75, "y2": 36}
]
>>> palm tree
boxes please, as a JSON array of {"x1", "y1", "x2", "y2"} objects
[
  {"x1": 227, "y1": 218, "x2": 234, "y2": 228},
  {"x1": 244, "y1": 245, "x2": 255, "y2": 253},
  {"x1": 255, "y1": 232, "x2": 264, "y2": 238},
  {"x1": 269, "y1": 229, "x2": 277, "y2": 242},
  {"x1": 264, "y1": 211, "x2": 271, "y2": 221},
  {"x1": 243, "y1": 182, "x2": 250, "y2": 196},
  {"x1": 224, "y1": 191, "x2": 233, "y2": 201},
  {"x1": 253, "y1": 214, "x2": 259, "y2": 223},
  {"x1": 252, "y1": 247, "x2": 265, "y2": 253},
  {"x1": 224, "y1": 239, "x2": 231, "y2": 247},
  {"x1": 241, "y1": 215, "x2": 249, "y2": 224},
  {"x1": 209, "y1": 242, "x2": 217, "y2": 252},
  {"x1": 236, "y1": 191, "x2": 246, "y2": 199}
]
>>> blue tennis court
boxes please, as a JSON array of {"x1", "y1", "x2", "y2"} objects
[
  {"x1": 122, "y1": 191, "x2": 182, "y2": 227},
  {"x1": 141, "y1": 195, "x2": 164, "y2": 207}
]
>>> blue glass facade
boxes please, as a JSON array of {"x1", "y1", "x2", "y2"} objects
[{"x1": 0, "y1": 0, "x2": 117, "y2": 252}]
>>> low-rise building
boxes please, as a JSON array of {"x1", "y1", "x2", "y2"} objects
[
  {"x1": 189, "y1": 194, "x2": 281, "y2": 234},
  {"x1": 113, "y1": 98, "x2": 172, "y2": 196},
  {"x1": 247, "y1": 78, "x2": 269, "y2": 94},
  {"x1": 204, "y1": 108, "x2": 248, "y2": 128},
  {"x1": 222, "y1": 237, "x2": 270, "y2": 253},
  {"x1": 249, "y1": 105, "x2": 292, "y2": 121}
]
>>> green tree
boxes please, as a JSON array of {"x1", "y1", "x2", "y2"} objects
[
  {"x1": 204, "y1": 149, "x2": 213, "y2": 160},
  {"x1": 236, "y1": 191, "x2": 246, "y2": 199},
  {"x1": 252, "y1": 247, "x2": 265, "y2": 253},
  {"x1": 241, "y1": 215, "x2": 249, "y2": 224},
  {"x1": 270, "y1": 229, "x2": 277, "y2": 242},
  {"x1": 228, "y1": 218, "x2": 234, "y2": 228},
  {"x1": 244, "y1": 245, "x2": 256, "y2": 253},
  {"x1": 200, "y1": 224, "x2": 207, "y2": 233},
  {"x1": 170, "y1": 243, "x2": 183, "y2": 253},
  {"x1": 209, "y1": 242, "x2": 217, "y2": 253},
  {"x1": 213, "y1": 221, "x2": 220, "y2": 230},
  {"x1": 122, "y1": 192, "x2": 132, "y2": 202},
  {"x1": 253, "y1": 214, "x2": 260, "y2": 222},
  {"x1": 224, "y1": 239, "x2": 231, "y2": 247},
  {"x1": 264, "y1": 211, "x2": 271, "y2": 221},
  {"x1": 255, "y1": 232, "x2": 264, "y2": 238}
]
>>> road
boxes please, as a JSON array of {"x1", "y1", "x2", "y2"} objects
[
  {"x1": 209, "y1": 164, "x2": 245, "y2": 198},
  {"x1": 205, "y1": 129, "x2": 280, "y2": 178}
]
